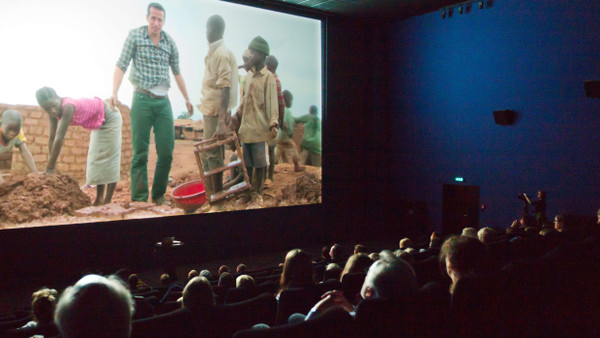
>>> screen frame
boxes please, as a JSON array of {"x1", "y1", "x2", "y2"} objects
[{"x1": 0, "y1": 0, "x2": 331, "y2": 283}]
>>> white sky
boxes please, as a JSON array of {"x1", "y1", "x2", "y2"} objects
[{"x1": 0, "y1": 0, "x2": 322, "y2": 119}]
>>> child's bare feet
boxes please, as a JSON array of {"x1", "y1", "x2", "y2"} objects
[{"x1": 294, "y1": 163, "x2": 305, "y2": 172}]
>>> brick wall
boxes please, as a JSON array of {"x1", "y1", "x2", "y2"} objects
[{"x1": 0, "y1": 102, "x2": 132, "y2": 181}]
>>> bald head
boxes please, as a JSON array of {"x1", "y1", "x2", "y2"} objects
[
  {"x1": 265, "y1": 55, "x2": 279, "y2": 73},
  {"x1": 55, "y1": 275, "x2": 134, "y2": 338},
  {"x1": 206, "y1": 15, "x2": 225, "y2": 43}
]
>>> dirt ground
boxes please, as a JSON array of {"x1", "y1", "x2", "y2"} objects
[
  {"x1": 0, "y1": 174, "x2": 91, "y2": 224},
  {"x1": 0, "y1": 139, "x2": 321, "y2": 229}
]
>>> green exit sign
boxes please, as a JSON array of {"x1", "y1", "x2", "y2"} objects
[{"x1": 455, "y1": 177, "x2": 464, "y2": 182}]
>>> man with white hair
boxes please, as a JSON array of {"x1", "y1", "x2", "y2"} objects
[
  {"x1": 360, "y1": 250, "x2": 416, "y2": 300},
  {"x1": 305, "y1": 250, "x2": 416, "y2": 319},
  {"x1": 55, "y1": 274, "x2": 134, "y2": 338}
]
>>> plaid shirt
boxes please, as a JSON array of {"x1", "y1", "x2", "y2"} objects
[{"x1": 116, "y1": 26, "x2": 181, "y2": 90}]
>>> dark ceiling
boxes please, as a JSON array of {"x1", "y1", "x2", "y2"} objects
[{"x1": 272, "y1": 0, "x2": 471, "y2": 19}]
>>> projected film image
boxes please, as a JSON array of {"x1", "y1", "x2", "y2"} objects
[{"x1": 0, "y1": 0, "x2": 322, "y2": 228}]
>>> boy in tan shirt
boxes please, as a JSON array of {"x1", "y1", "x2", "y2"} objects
[{"x1": 232, "y1": 36, "x2": 278, "y2": 203}]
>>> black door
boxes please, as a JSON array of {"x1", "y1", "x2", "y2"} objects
[{"x1": 443, "y1": 184, "x2": 480, "y2": 235}]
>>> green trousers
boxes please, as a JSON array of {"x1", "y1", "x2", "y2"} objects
[{"x1": 130, "y1": 92, "x2": 174, "y2": 202}]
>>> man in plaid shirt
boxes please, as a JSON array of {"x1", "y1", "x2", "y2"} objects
[{"x1": 110, "y1": 2, "x2": 193, "y2": 205}]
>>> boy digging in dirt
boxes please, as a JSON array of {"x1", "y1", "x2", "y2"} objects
[{"x1": 0, "y1": 109, "x2": 38, "y2": 183}]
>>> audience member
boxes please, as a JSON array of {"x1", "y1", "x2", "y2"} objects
[
  {"x1": 277, "y1": 249, "x2": 315, "y2": 297},
  {"x1": 553, "y1": 213, "x2": 581, "y2": 244},
  {"x1": 306, "y1": 250, "x2": 416, "y2": 319},
  {"x1": 397, "y1": 250, "x2": 415, "y2": 265},
  {"x1": 439, "y1": 235, "x2": 487, "y2": 294},
  {"x1": 340, "y1": 253, "x2": 373, "y2": 281},
  {"x1": 160, "y1": 273, "x2": 171, "y2": 286},
  {"x1": 399, "y1": 238, "x2": 413, "y2": 250},
  {"x1": 322, "y1": 263, "x2": 342, "y2": 282},
  {"x1": 477, "y1": 227, "x2": 496, "y2": 244},
  {"x1": 321, "y1": 246, "x2": 331, "y2": 261},
  {"x1": 55, "y1": 274, "x2": 134, "y2": 338},
  {"x1": 430, "y1": 232, "x2": 442, "y2": 249},
  {"x1": 236, "y1": 264, "x2": 248, "y2": 274},
  {"x1": 329, "y1": 244, "x2": 345, "y2": 265},
  {"x1": 361, "y1": 251, "x2": 416, "y2": 299},
  {"x1": 182, "y1": 277, "x2": 215, "y2": 313},
  {"x1": 354, "y1": 244, "x2": 366, "y2": 255},
  {"x1": 11, "y1": 288, "x2": 58, "y2": 336},
  {"x1": 591, "y1": 208, "x2": 600, "y2": 238},
  {"x1": 199, "y1": 269, "x2": 213, "y2": 280},
  {"x1": 218, "y1": 272, "x2": 235, "y2": 290},
  {"x1": 526, "y1": 190, "x2": 547, "y2": 227},
  {"x1": 128, "y1": 274, "x2": 141, "y2": 291},
  {"x1": 236, "y1": 275, "x2": 256, "y2": 289},
  {"x1": 218, "y1": 265, "x2": 231, "y2": 276},
  {"x1": 554, "y1": 214, "x2": 568, "y2": 233},
  {"x1": 461, "y1": 227, "x2": 478, "y2": 239},
  {"x1": 368, "y1": 252, "x2": 380, "y2": 262},
  {"x1": 188, "y1": 270, "x2": 199, "y2": 281}
]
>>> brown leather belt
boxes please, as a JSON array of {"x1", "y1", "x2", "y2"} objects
[{"x1": 135, "y1": 88, "x2": 167, "y2": 99}]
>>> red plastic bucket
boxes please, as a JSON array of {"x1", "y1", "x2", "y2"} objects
[{"x1": 170, "y1": 179, "x2": 206, "y2": 212}]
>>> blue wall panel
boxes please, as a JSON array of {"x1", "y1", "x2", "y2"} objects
[{"x1": 391, "y1": 0, "x2": 600, "y2": 228}]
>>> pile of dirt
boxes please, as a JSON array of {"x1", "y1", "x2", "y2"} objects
[
  {"x1": 0, "y1": 174, "x2": 91, "y2": 223},
  {"x1": 280, "y1": 172, "x2": 322, "y2": 205},
  {"x1": 168, "y1": 170, "x2": 202, "y2": 188}
]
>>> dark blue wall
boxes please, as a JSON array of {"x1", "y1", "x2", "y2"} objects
[{"x1": 391, "y1": 0, "x2": 600, "y2": 229}]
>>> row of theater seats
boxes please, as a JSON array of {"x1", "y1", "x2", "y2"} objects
[
  {"x1": 7, "y1": 229, "x2": 599, "y2": 337},
  {"x1": 130, "y1": 273, "x2": 364, "y2": 325},
  {"x1": 131, "y1": 238, "x2": 600, "y2": 337},
  {"x1": 130, "y1": 285, "x2": 452, "y2": 338}
]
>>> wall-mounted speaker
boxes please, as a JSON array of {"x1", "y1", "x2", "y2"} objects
[
  {"x1": 584, "y1": 80, "x2": 600, "y2": 98},
  {"x1": 493, "y1": 110, "x2": 517, "y2": 126}
]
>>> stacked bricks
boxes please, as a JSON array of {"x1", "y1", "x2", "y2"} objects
[{"x1": 0, "y1": 102, "x2": 132, "y2": 181}]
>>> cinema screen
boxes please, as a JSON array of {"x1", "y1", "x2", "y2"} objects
[{"x1": 0, "y1": 0, "x2": 322, "y2": 229}]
